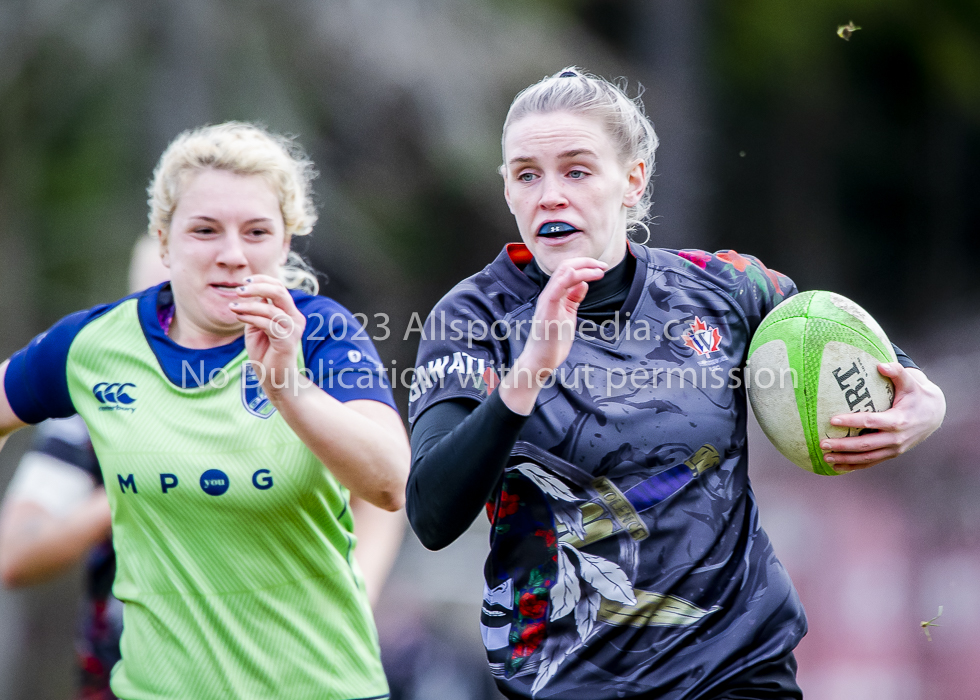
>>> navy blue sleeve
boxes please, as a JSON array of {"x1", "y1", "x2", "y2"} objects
[
  {"x1": 4, "y1": 305, "x2": 115, "y2": 424},
  {"x1": 294, "y1": 293, "x2": 396, "y2": 410}
]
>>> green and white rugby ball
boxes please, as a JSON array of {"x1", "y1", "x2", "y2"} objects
[{"x1": 746, "y1": 291, "x2": 897, "y2": 475}]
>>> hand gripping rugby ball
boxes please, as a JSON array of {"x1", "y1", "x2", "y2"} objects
[{"x1": 746, "y1": 291, "x2": 897, "y2": 475}]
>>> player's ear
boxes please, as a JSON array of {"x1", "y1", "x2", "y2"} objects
[
  {"x1": 280, "y1": 233, "x2": 291, "y2": 266},
  {"x1": 158, "y1": 230, "x2": 171, "y2": 268},
  {"x1": 623, "y1": 160, "x2": 646, "y2": 208},
  {"x1": 502, "y1": 170, "x2": 515, "y2": 214}
]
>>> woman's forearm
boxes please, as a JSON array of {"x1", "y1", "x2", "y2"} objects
[
  {"x1": 350, "y1": 497, "x2": 405, "y2": 606},
  {"x1": 271, "y1": 372, "x2": 410, "y2": 511},
  {"x1": 407, "y1": 393, "x2": 529, "y2": 550},
  {"x1": 0, "y1": 491, "x2": 111, "y2": 588}
]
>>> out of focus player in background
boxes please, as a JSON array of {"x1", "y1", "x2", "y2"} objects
[
  {"x1": 0, "y1": 236, "x2": 168, "y2": 699},
  {"x1": 0, "y1": 122, "x2": 409, "y2": 699}
]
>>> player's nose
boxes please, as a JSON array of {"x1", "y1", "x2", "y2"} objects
[
  {"x1": 215, "y1": 232, "x2": 248, "y2": 268},
  {"x1": 538, "y1": 175, "x2": 569, "y2": 209}
]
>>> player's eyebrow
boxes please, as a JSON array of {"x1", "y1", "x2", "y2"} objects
[
  {"x1": 188, "y1": 215, "x2": 275, "y2": 226},
  {"x1": 557, "y1": 148, "x2": 599, "y2": 160},
  {"x1": 508, "y1": 148, "x2": 600, "y2": 166}
]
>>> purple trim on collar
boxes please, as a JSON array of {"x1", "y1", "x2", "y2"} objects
[{"x1": 157, "y1": 303, "x2": 175, "y2": 335}]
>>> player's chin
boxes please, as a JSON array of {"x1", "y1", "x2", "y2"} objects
[{"x1": 209, "y1": 307, "x2": 248, "y2": 332}]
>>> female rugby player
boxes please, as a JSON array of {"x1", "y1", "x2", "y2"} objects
[
  {"x1": 406, "y1": 68, "x2": 946, "y2": 699},
  {"x1": 0, "y1": 122, "x2": 409, "y2": 699}
]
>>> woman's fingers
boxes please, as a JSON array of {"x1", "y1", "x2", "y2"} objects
[
  {"x1": 821, "y1": 427, "x2": 900, "y2": 454},
  {"x1": 236, "y1": 277, "x2": 295, "y2": 309},
  {"x1": 231, "y1": 312, "x2": 279, "y2": 336},
  {"x1": 566, "y1": 280, "x2": 591, "y2": 306},
  {"x1": 549, "y1": 258, "x2": 608, "y2": 287},
  {"x1": 515, "y1": 257, "x2": 613, "y2": 380},
  {"x1": 820, "y1": 364, "x2": 946, "y2": 467},
  {"x1": 826, "y1": 447, "x2": 896, "y2": 472},
  {"x1": 231, "y1": 305, "x2": 299, "y2": 341},
  {"x1": 229, "y1": 300, "x2": 280, "y2": 318},
  {"x1": 232, "y1": 275, "x2": 305, "y2": 343},
  {"x1": 539, "y1": 258, "x2": 607, "y2": 308},
  {"x1": 877, "y1": 361, "x2": 916, "y2": 395},
  {"x1": 553, "y1": 256, "x2": 610, "y2": 271},
  {"x1": 825, "y1": 406, "x2": 903, "y2": 435},
  {"x1": 821, "y1": 398, "x2": 906, "y2": 464},
  {"x1": 822, "y1": 400, "x2": 903, "y2": 470}
]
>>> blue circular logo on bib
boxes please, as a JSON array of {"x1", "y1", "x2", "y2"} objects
[{"x1": 200, "y1": 469, "x2": 230, "y2": 496}]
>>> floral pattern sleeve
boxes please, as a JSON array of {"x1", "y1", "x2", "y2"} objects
[{"x1": 678, "y1": 248, "x2": 799, "y2": 334}]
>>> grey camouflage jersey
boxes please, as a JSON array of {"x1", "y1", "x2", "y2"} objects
[{"x1": 408, "y1": 243, "x2": 807, "y2": 700}]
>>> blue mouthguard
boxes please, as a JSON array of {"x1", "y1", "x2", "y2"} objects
[{"x1": 538, "y1": 222, "x2": 579, "y2": 236}]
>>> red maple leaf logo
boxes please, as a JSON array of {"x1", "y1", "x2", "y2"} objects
[{"x1": 682, "y1": 317, "x2": 722, "y2": 355}]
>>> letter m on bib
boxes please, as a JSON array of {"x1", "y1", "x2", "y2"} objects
[{"x1": 118, "y1": 474, "x2": 138, "y2": 494}]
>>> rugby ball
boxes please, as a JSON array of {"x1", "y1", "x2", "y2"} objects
[{"x1": 746, "y1": 291, "x2": 897, "y2": 475}]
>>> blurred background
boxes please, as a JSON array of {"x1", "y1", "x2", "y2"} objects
[{"x1": 0, "y1": 0, "x2": 978, "y2": 698}]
